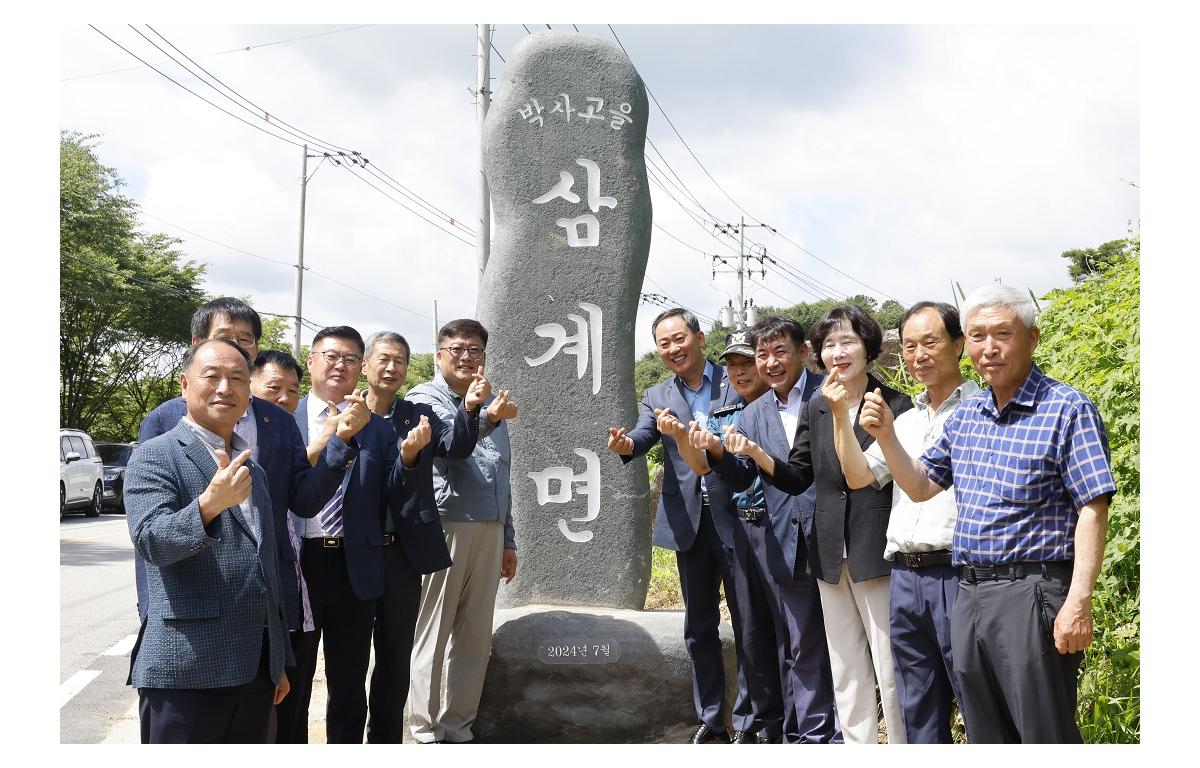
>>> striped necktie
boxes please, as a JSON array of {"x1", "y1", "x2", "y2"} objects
[{"x1": 317, "y1": 485, "x2": 345, "y2": 537}]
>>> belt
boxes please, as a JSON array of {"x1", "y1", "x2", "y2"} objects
[
  {"x1": 958, "y1": 560, "x2": 1073, "y2": 583},
  {"x1": 893, "y1": 550, "x2": 952, "y2": 568},
  {"x1": 306, "y1": 534, "x2": 396, "y2": 548},
  {"x1": 738, "y1": 507, "x2": 767, "y2": 523}
]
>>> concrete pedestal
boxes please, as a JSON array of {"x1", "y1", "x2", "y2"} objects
[{"x1": 472, "y1": 604, "x2": 738, "y2": 743}]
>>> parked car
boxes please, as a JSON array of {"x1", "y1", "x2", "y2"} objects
[
  {"x1": 60, "y1": 428, "x2": 104, "y2": 518},
  {"x1": 96, "y1": 442, "x2": 137, "y2": 512}
]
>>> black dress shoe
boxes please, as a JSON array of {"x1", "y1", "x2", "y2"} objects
[
  {"x1": 689, "y1": 723, "x2": 728, "y2": 744},
  {"x1": 730, "y1": 730, "x2": 755, "y2": 743},
  {"x1": 756, "y1": 730, "x2": 781, "y2": 744}
]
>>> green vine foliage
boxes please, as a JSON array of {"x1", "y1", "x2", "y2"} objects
[{"x1": 1036, "y1": 237, "x2": 1140, "y2": 743}]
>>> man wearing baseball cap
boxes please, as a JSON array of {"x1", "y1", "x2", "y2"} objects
[{"x1": 687, "y1": 318, "x2": 841, "y2": 743}]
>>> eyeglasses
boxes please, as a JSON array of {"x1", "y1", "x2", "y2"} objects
[
  {"x1": 439, "y1": 346, "x2": 485, "y2": 359},
  {"x1": 215, "y1": 334, "x2": 257, "y2": 351},
  {"x1": 316, "y1": 350, "x2": 363, "y2": 367}
]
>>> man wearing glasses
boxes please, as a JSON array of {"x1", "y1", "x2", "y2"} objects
[
  {"x1": 277, "y1": 325, "x2": 420, "y2": 743},
  {"x1": 406, "y1": 319, "x2": 519, "y2": 744}
]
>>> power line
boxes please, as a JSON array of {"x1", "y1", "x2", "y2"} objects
[
  {"x1": 91, "y1": 25, "x2": 476, "y2": 246},
  {"x1": 140, "y1": 24, "x2": 356, "y2": 156},
  {"x1": 63, "y1": 251, "x2": 323, "y2": 328},
  {"x1": 336, "y1": 160, "x2": 476, "y2": 248},
  {"x1": 63, "y1": 24, "x2": 374, "y2": 82},
  {"x1": 87, "y1": 25, "x2": 307, "y2": 149},
  {"x1": 140, "y1": 212, "x2": 295, "y2": 269},
  {"x1": 606, "y1": 24, "x2": 905, "y2": 304},
  {"x1": 137, "y1": 212, "x2": 435, "y2": 321}
]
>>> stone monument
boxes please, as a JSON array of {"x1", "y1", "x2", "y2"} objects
[
  {"x1": 472, "y1": 31, "x2": 738, "y2": 743},
  {"x1": 477, "y1": 30, "x2": 652, "y2": 610}
]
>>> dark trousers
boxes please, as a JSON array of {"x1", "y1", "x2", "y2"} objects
[
  {"x1": 676, "y1": 504, "x2": 752, "y2": 733},
  {"x1": 889, "y1": 561, "x2": 962, "y2": 744},
  {"x1": 366, "y1": 543, "x2": 422, "y2": 743},
  {"x1": 274, "y1": 629, "x2": 316, "y2": 743},
  {"x1": 951, "y1": 562, "x2": 1083, "y2": 743},
  {"x1": 139, "y1": 632, "x2": 275, "y2": 743},
  {"x1": 275, "y1": 539, "x2": 376, "y2": 744},
  {"x1": 732, "y1": 518, "x2": 839, "y2": 743}
]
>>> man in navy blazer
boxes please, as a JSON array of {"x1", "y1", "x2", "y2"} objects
[
  {"x1": 136, "y1": 298, "x2": 352, "y2": 634},
  {"x1": 359, "y1": 331, "x2": 481, "y2": 743},
  {"x1": 278, "y1": 325, "x2": 420, "y2": 744},
  {"x1": 125, "y1": 340, "x2": 298, "y2": 743},
  {"x1": 701, "y1": 317, "x2": 840, "y2": 743},
  {"x1": 607, "y1": 308, "x2": 752, "y2": 744}
]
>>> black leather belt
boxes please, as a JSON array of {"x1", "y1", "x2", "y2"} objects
[
  {"x1": 382, "y1": 533, "x2": 396, "y2": 545},
  {"x1": 307, "y1": 534, "x2": 397, "y2": 547},
  {"x1": 738, "y1": 507, "x2": 767, "y2": 523},
  {"x1": 893, "y1": 550, "x2": 952, "y2": 568},
  {"x1": 959, "y1": 561, "x2": 1073, "y2": 583}
]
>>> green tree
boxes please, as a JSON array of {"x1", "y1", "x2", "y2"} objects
[
  {"x1": 399, "y1": 353, "x2": 435, "y2": 397},
  {"x1": 1061, "y1": 238, "x2": 1129, "y2": 283},
  {"x1": 1038, "y1": 234, "x2": 1140, "y2": 742},
  {"x1": 60, "y1": 132, "x2": 205, "y2": 434}
]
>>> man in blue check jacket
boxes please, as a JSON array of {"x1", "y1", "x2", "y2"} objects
[
  {"x1": 607, "y1": 308, "x2": 752, "y2": 744},
  {"x1": 126, "y1": 339, "x2": 341, "y2": 742},
  {"x1": 136, "y1": 298, "x2": 351, "y2": 635}
]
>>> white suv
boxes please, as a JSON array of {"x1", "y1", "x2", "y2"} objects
[{"x1": 60, "y1": 428, "x2": 104, "y2": 518}]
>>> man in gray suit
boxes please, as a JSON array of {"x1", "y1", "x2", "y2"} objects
[{"x1": 125, "y1": 339, "x2": 347, "y2": 743}]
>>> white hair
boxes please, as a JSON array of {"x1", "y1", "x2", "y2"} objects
[{"x1": 960, "y1": 285, "x2": 1037, "y2": 329}]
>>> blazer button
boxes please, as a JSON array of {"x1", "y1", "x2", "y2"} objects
[
  {"x1": 791, "y1": 517, "x2": 798, "y2": 524},
  {"x1": 840, "y1": 492, "x2": 847, "y2": 499},
  {"x1": 344, "y1": 461, "x2": 353, "y2": 469},
  {"x1": 259, "y1": 590, "x2": 268, "y2": 599}
]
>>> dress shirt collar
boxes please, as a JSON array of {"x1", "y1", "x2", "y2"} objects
[
  {"x1": 771, "y1": 368, "x2": 810, "y2": 409},
  {"x1": 980, "y1": 363, "x2": 1044, "y2": 417},
  {"x1": 680, "y1": 360, "x2": 714, "y2": 395},
  {"x1": 181, "y1": 415, "x2": 250, "y2": 456},
  {"x1": 915, "y1": 379, "x2": 981, "y2": 414}
]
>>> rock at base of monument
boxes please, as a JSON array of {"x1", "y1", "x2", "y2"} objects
[{"x1": 473, "y1": 605, "x2": 739, "y2": 744}]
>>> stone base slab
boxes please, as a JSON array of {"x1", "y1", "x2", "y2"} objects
[{"x1": 473, "y1": 604, "x2": 738, "y2": 743}]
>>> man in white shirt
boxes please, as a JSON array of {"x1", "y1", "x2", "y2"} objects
[{"x1": 830, "y1": 302, "x2": 976, "y2": 743}]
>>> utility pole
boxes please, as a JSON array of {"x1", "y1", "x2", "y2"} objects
[
  {"x1": 736, "y1": 215, "x2": 745, "y2": 329},
  {"x1": 293, "y1": 143, "x2": 308, "y2": 358},
  {"x1": 715, "y1": 218, "x2": 772, "y2": 329},
  {"x1": 433, "y1": 299, "x2": 440, "y2": 351},
  {"x1": 475, "y1": 23, "x2": 493, "y2": 305}
]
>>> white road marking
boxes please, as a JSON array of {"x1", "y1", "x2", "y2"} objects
[
  {"x1": 60, "y1": 670, "x2": 102, "y2": 708},
  {"x1": 101, "y1": 634, "x2": 139, "y2": 657}
]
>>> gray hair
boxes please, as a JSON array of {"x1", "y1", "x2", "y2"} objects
[
  {"x1": 650, "y1": 307, "x2": 701, "y2": 339},
  {"x1": 960, "y1": 285, "x2": 1037, "y2": 330},
  {"x1": 365, "y1": 331, "x2": 410, "y2": 359}
]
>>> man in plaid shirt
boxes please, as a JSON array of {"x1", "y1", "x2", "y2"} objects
[{"x1": 859, "y1": 285, "x2": 1116, "y2": 743}]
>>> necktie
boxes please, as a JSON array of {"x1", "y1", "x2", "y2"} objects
[{"x1": 317, "y1": 485, "x2": 345, "y2": 536}]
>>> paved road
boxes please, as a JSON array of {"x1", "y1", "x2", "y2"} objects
[
  {"x1": 59, "y1": 513, "x2": 333, "y2": 743},
  {"x1": 59, "y1": 514, "x2": 141, "y2": 744}
]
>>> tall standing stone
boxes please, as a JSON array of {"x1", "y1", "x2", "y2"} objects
[{"x1": 478, "y1": 31, "x2": 651, "y2": 610}]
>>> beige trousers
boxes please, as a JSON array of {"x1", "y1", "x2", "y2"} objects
[
  {"x1": 817, "y1": 561, "x2": 905, "y2": 744},
  {"x1": 407, "y1": 520, "x2": 504, "y2": 743}
]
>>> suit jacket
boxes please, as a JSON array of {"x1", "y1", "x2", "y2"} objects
[
  {"x1": 765, "y1": 374, "x2": 914, "y2": 584},
  {"x1": 711, "y1": 372, "x2": 825, "y2": 583},
  {"x1": 293, "y1": 395, "x2": 411, "y2": 601},
  {"x1": 384, "y1": 397, "x2": 479, "y2": 574},
  {"x1": 125, "y1": 421, "x2": 293, "y2": 689},
  {"x1": 137, "y1": 396, "x2": 352, "y2": 630},
  {"x1": 624, "y1": 362, "x2": 742, "y2": 551}
]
